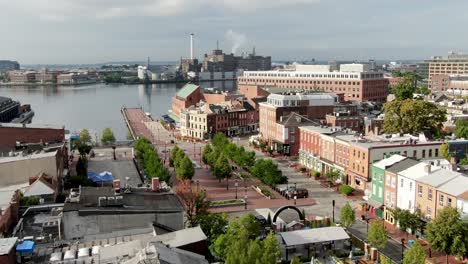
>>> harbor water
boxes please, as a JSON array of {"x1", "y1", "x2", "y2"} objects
[{"x1": 0, "y1": 81, "x2": 235, "y2": 140}]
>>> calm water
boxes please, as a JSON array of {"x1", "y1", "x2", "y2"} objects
[{"x1": 0, "y1": 81, "x2": 235, "y2": 140}]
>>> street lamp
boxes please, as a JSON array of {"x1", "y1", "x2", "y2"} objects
[
  {"x1": 244, "y1": 194, "x2": 248, "y2": 210},
  {"x1": 401, "y1": 238, "x2": 405, "y2": 261},
  {"x1": 332, "y1": 199, "x2": 335, "y2": 223},
  {"x1": 235, "y1": 180, "x2": 238, "y2": 199}
]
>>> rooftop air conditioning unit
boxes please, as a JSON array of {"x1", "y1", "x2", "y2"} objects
[{"x1": 98, "y1": 196, "x2": 107, "y2": 207}]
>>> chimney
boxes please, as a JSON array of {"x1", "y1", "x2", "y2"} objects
[
  {"x1": 113, "y1": 179, "x2": 121, "y2": 191},
  {"x1": 424, "y1": 164, "x2": 431, "y2": 174},
  {"x1": 151, "y1": 178, "x2": 160, "y2": 192},
  {"x1": 190, "y1": 33, "x2": 194, "y2": 60},
  {"x1": 450, "y1": 156, "x2": 457, "y2": 171}
]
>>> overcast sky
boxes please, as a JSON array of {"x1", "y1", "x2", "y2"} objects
[{"x1": 1, "y1": 0, "x2": 467, "y2": 64}]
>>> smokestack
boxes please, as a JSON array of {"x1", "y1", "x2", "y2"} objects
[{"x1": 190, "y1": 33, "x2": 194, "y2": 60}]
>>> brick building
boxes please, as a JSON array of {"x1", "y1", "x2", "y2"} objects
[
  {"x1": 238, "y1": 64, "x2": 389, "y2": 102},
  {"x1": 171, "y1": 84, "x2": 204, "y2": 119},
  {"x1": 0, "y1": 123, "x2": 65, "y2": 150}
]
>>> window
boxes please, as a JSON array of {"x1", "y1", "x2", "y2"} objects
[
  {"x1": 409, "y1": 182, "x2": 413, "y2": 192},
  {"x1": 428, "y1": 189, "x2": 433, "y2": 200},
  {"x1": 448, "y1": 198, "x2": 452, "y2": 207},
  {"x1": 439, "y1": 195, "x2": 444, "y2": 206},
  {"x1": 427, "y1": 206, "x2": 432, "y2": 218},
  {"x1": 418, "y1": 185, "x2": 423, "y2": 197},
  {"x1": 413, "y1": 150, "x2": 417, "y2": 158},
  {"x1": 391, "y1": 177, "x2": 396, "y2": 187},
  {"x1": 435, "y1": 148, "x2": 439, "y2": 157},
  {"x1": 422, "y1": 149, "x2": 426, "y2": 158},
  {"x1": 400, "y1": 179, "x2": 404, "y2": 188},
  {"x1": 429, "y1": 149, "x2": 432, "y2": 157}
]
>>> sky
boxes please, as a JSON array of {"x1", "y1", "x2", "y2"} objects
[{"x1": 0, "y1": 0, "x2": 467, "y2": 64}]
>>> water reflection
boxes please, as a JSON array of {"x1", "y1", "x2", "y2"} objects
[{"x1": 0, "y1": 81, "x2": 236, "y2": 139}]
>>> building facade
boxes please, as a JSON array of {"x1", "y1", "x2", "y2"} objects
[{"x1": 238, "y1": 64, "x2": 389, "y2": 102}]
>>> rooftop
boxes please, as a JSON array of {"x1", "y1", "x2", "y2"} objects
[
  {"x1": 63, "y1": 187, "x2": 184, "y2": 213},
  {"x1": 386, "y1": 159, "x2": 419, "y2": 174},
  {"x1": 373, "y1": 155, "x2": 406, "y2": 170},
  {"x1": 279, "y1": 112, "x2": 320, "y2": 127},
  {"x1": 417, "y1": 169, "x2": 463, "y2": 187},
  {"x1": 279, "y1": 226, "x2": 349, "y2": 247},
  {"x1": 152, "y1": 241, "x2": 209, "y2": 264},
  {"x1": 0, "y1": 150, "x2": 57, "y2": 165},
  {"x1": 437, "y1": 175, "x2": 468, "y2": 196},
  {"x1": 0, "y1": 122, "x2": 64, "y2": 130},
  {"x1": 176, "y1": 83, "x2": 199, "y2": 99},
  {"x1": 0, "y1": 237, "x2": 17, "y2": 255},
  {"x1": 398, "y1": 162, "x2": 441, "y2": 180},
  {"x1": 87, "y1": 159, "x2": 142, "y2": 187},
  {"x1": 0, "y1": 183, "x2": 28, "y2": 210},
  {"x1": 154, "y1": 226, "x2": 207, "y2": 248}
]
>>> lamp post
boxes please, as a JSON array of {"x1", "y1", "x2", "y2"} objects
[
  {"x1": 332, "y1": 199, "x2": 335, "y2": 223},
  {"x1": 401, "y1": 238, "x2": 405, "y2": 261},
  {"x1": 235, "y1": 180, "x2": 238, "y2": 199},
  {"x1": 244, "y1": 194, "x2": 248, "y2": 210}
]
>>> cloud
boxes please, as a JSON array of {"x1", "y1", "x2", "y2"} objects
[
  {"x1": 225, "y1": 30, "x2": 247, "y2": 54},
  {"x1": 3, "y1": 0, "x2": 321, "y2": 21}
]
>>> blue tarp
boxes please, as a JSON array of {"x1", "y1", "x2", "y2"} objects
[
  {"x1": 162, "y1": 114, "x2": 175, "y2": 123},
  {"x1": 16, "y1": 240, "x2": 35, "y2": 253},
  {"x1": 88, "y1": 171, "x2": 114, "y2": 183}
]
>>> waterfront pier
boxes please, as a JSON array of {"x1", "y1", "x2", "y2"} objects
[{"x1": 121, "y1": 106, "x2": 172, "y2": 145}]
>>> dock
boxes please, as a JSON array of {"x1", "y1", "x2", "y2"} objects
[{"x1": 121, "y1": 107, "x2": 172, "y2": 145}]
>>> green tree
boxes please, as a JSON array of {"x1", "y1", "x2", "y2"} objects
[
  {"x1": 214, "y1": 154, "x2": 232, "y2": 183},
  {"x1": 266, "y1": 212, "x2": 272, "y2": 226},
  {"x1": 101, "y1": 128, "x2": 116, "y2": 144},
  {"x1": 368, "y1": 220, "x2": 387, "y2": 250},
  {"x1": 383, "y1": 99, "x2": 447, "y2": 135},
  {"x1": 415, "y1": 86, "x2": 431, "y2": 95},
  {"x1": 211, "y1": 132, "x2": 230, "y2": 150},
  {"x1": 225, "y1": 229, "x2": 250, "y2": 264},
  {"x1": 79, "y1": 128, "x2": 92, "y2": 144},
  {"x1": 169, "y1": 145, "x2": 181, "y2": 167},
  {"x1": 260, "y1": 231, "x2": 281, "y2": 264},
  {"x1": 426, "y1": 207, "x2": 468, "y2": 263},
  {"x1": 393, "y1": 82, "x2": 415, "y2": 100},
  {"x1": 251, "y1": 159, "x2": 284, "y2": 187},
  {"x1": 340, "y1": 202, "x2": 356, "y2": 229},
  {"x1": 440, "y1": 143, "x2": 451, "y2": 161},
  {"x1": 176, "y1": 156, "x2": 194, "y2": 180},
  {"x1": 392, "y1": 208, "x2": 421, "y2": 240},
  {"x1": 291, "y1": 256, "x2": 303, "y2": 264},
  {"x1": 197, "y1": 212, "x2": 228, "y2": 243},
  {"x1": 458, "y1": 156, "x2": 468, "y2": 165},
  {"x1": 454, "y1": 119, "x2": 468, "y2": 139},
  {"x1": 211, "y1": 214, "x2": 262, "y2": 261},
  {"x1": 403, "y1": 241, "x2": 426, "y2": 264},
  {"x1": 202, "y1": 144, "x2": 213, "y2": 166}
]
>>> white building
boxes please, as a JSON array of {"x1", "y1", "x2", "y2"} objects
[
  {"x1": 339, "y1": 63, "x2": 370, "y2": 73},
  {"x1": 180, "y1": 105, "x2": 209, "y2": 140},
  {"x1": 397, "y1": 163, "x2": 440, "y2": 213}
]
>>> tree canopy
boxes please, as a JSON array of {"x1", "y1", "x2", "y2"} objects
[
  {"x1": 213, "y1": 154, "x2": 232, "y2": 182},
  {"x1": 340, "y1": 202, "x2": 356, "y2": 229},
  {"x1": 101, "y1": 128, "x2": 116, "y2": 144},
  {"x1": 368, "y1": 220, "x2": 387, "y2": 250},
  {"x1": 392, "y1": 208, "x2": 421, "y2": 238},
  {"x1": 454, "y1": 119, "x2": 468, "y2": 139},
  {"x1": 176, "y1": 155, "x2": 195, "y2": 180},
  {"x1": 403, "y1": 241, "x2": 426, "y2": 264},
  {"x1": 383, "y1": 99, "x2": 446, "y2": 135},
  {"x1": 439, "y1": 143, "x2": 451, "y2": 161},
  {"x1": 393, "y1": 82, "x2": 415, "y2": 100},
  {"x1": 251, "y1": 159, "x2": 285, "y2": 187},
  {"x1": 211, "y1": 214, "x2": 279, "y2": 263},
  {"x1": 425, "y1": 207, "x2": 468, "y2": 261},
  {"x1": 175, "y1": 180, "x2": 209, "y2": 226},
  {"x1": 134, "y1": 138, "x2": 171, "y2": 184},
  {"x1": 79, "y1": 128, "x2": 92, "y2": 144}
]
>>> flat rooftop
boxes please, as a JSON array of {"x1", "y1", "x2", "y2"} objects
[
  {"x1": 87, "y1": 159, "x2": 142, "y2": 187},
  {"x1": 0, "y1": 123, "x2": 64, "y2": 130},
  {"x1": 63, "y1": 187, "x2": 184, "y2": 213},
  {"x1": 279, "y1": 226, "x2": 349, "y2": 247}
]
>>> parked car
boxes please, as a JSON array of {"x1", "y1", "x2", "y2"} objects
[{"x1": 285, "y1": 188, "x2": 308, "y2": 199}]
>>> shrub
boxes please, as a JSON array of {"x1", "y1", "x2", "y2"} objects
[
  {"x1": 312, "y1": 171, "x2": 321, "y2": 178},
  {"x1": 353, "y1": 250, "x2": 365, "y2": 256},
  {"x1": 299, "y1": 167, "x2": 307, "y2": 172},
  {"x1": 339, "y1": 185, "x2": 354, "y2": 196}
]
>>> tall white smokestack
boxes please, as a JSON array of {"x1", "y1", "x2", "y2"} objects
[{"x1": 190, "y1": 33, "x2": 194, "y2": 60}]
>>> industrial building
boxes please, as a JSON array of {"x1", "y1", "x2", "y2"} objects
[{"x1": 0, "y1": 60, "x2": 20, "y2": 72}]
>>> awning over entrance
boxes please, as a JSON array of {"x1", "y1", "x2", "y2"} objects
[{"x1": 367, "y1": 198, "x2": 384, "y2": 209}]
